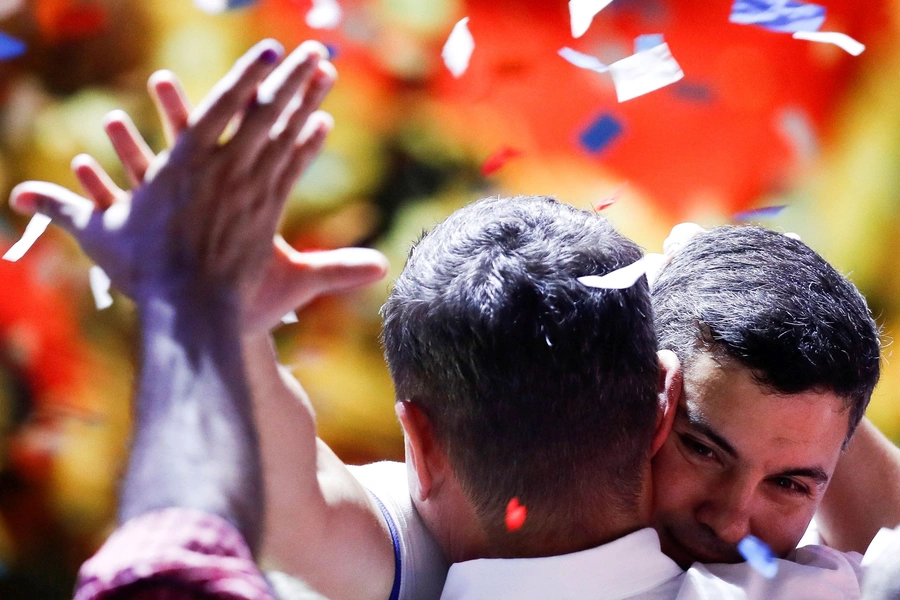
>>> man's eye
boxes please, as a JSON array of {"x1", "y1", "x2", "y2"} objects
[
  {"x1": 679, "y1": 434, "x2": 716, "y2": 460},
  {"x1": 771, "y1": 477, "x2": 809, "y2": 496}
]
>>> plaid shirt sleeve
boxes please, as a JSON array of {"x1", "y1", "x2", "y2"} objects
[{"x1": 74, "y1": 508, "x2": 278, "y2": 600}]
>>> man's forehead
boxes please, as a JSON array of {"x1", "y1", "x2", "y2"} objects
[{"x1": 680, "y1": 352, "x2": 850, "y2": 464}]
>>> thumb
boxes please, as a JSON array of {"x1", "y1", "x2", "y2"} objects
[
  {"x1": 11, "y1": 181, "x2": 97, "y2": 234},
  {"x1": 274, "y1": 236, "x2": 390, "y2": 299}
]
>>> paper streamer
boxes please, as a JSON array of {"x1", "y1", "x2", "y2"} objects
[
  {"x1": 634, "y1": 34, "x2": 664, "y2": 53},
  {"x1": 608, "y1": 42, "x2": 684, "y2": 102},
  {"x1": 792, "y1": 31, "x2": 865, "y2": 56},
  {"x1": 3, "y1": 214, "x2": 51, "y2": 262},
  {"x1": 578, "y1": 255, "x2": 653, "y2": 290},
  {"x1": 729, "y1": 0, "x2": 825, "y2": 33},
  {"x1": 732, "y1": 205, "x2": 787, "y2": 221},
  {"x1": 89, "y1": 265, "x2": 113, "y2": 310},
  {"x1": 442, "y1": 17, "x2": 474, "y2": 78},
  {"x1": 558, "y1": 47, "x2": 609, "y2": 73},
  {"x1": 306, "y1": 0, "x2": 342, "y2": 30},
  {"x1": 481, "y1": 147, "x2": 522, "y2": 176},
  {"x1": 193, "y1": 0, "x2": 257, "y2": 13},
  {"x1": 738, "y1": 535, "x2": 778, "y2": 579},
  {"x1": 569, "y1": 0, "x2": 615, "y2": 38}
]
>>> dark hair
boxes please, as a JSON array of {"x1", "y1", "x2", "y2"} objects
[
  {"x1": 381, "y1": 195, "x2": 659, "y2": 542},
  {"x1": 652, "y1": 226, "x2": 881, "y2": 439}
]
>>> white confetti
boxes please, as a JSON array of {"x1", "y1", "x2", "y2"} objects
[
  {"x1": 558, "y1": 47, "x2": 609, "y2": 73},
  {"x1": 569, "y1": 0, "x2": 615, "y2": 38},
  {"x1": 792, "y1": 30, "x2": 865, "y2": 56},
  {"x1": 306, "y1": 0, "x2": 342, "y2": 30},
  {"x1": 442, "y1": 17, "x2": 474, "y2": 78},
  {"x1": 608, "y1": 42, "x2": 684, "y2": 102},
  {"x1": 3, "y1": 213, "x2": 51, "y2": 262},
  {"x1": 578, "y1": 255, "x2": 654, "y2": 290},
  {"x1": 281, "y1": 311, "x2": 299, "y2": 324},
  {"x1": 89, "y1": 265, "x2": 113, "y2": 310}
]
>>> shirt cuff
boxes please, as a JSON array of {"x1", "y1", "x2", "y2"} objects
[{"x1": 74, "y1": 508, "x2": 276, "y2": 600}]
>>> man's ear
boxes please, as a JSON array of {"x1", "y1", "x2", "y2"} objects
[
  {"x1": 651, "y1": 349, "x2": 682, "y2": 456},
  {"x1": 396, "y1": 401, "x2": 441, "y2": 501}
]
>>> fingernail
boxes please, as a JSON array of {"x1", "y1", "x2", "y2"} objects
[{"x1": 261, "y1": 47, "x2": 280, "y2": 64}]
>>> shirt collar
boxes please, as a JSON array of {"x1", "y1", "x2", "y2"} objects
[{"x1": 440, "y1": 528, "x2": 683, "y2": 600}]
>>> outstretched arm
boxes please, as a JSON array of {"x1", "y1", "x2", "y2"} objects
[
  {"x1": 63, "y1": 55, "x2": 399, "y2": 599},
  {"x1": 817, "y1": 418, "x2": 900, "y2": 553}
]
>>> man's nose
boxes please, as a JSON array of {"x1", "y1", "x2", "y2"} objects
[{"x1": 695, "y1": 481, "x2": 754, "y2": 546}]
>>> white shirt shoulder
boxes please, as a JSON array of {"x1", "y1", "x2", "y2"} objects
[{"x1": 348, "y1": 461, "x2": 449, "y2": 600}]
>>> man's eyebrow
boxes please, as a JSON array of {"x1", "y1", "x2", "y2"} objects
[
  {"x1": 774, "y1": 467, "x2": 830, "y2": 486},
  {"x1": 681, "y1": 410, "x2": 739, "y2": 459}
]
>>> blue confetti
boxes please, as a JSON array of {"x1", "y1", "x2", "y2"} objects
[
  {"x1": 325, "y1": 44, "x2": 340, "y2": 60},
  {"x1": 729, "y1": 0, "x2": 825, "y2": 33},
  {"x1": 634, "y1": 34, "x2": 665, "y2": 53},
  {"x1": 579, "y1": 114, "x2": 623, "y2": 154},
  {"x1": 672, "y1": 81, "x2": 715, "y2": 103},
  {"x1": 733, "y1": 205, "x2": 787, "y2": 221},
  {"x1": 0, "y1": 32, "x2": 25, "y2": 61},
  {"x1": 738, "y1": 535, "x2": 778, "y2": 579}
]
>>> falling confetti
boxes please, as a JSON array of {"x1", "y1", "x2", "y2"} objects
[
  {"x1": 792, "y1": 30, "x2": 865, "y2": 56},
  {"x1": 442, "y1": 17, "x2": 474, "y2": 78},
  {"x1": 505, "y1": 497, "x2": 527, "y2": 531},
  {"x1": 306, "y1": 0, "x2": 342, "y2": 30},
  {"x1": 89, "y1": 266, "x2": 113, "y2": 310},
  {"x1": 193, "y1": 0, "x2": 257, "y2": 14},
  {"x1": 729, "y1": 0, "x2": 825, "y2": 33},
  {"x1": 579, "y1": 113, "x2": 622, "y2": 153},
  {"x1": 738, "y1": 535, "x2": 778, "y2": 579},
  {"x1": 558, "y1": 47, "x2": 609, "y2": 73},
  {"x1": 569, "y1": 0, "x2": 615, "y2": 38},
  {"x1": 777, "y1": 106, "x2": 818, "y2": 163},
  {"x1": 732, "y1": 205, "x2": 787, "y2": 221},
  {"x1": 672, "y1": 81, "x2": 715, "y2": 103},
  {"x1": 634, "y1": 33, "x2": 664, "y2": 53},
  {"x1": 593, "y1": 182, "x2": 627, "y2": 211},
  {"x1": 578, "y1": 255, "x2": 653, "y2": 290},
  {"x1": 608, "y1": 42, "x2": 683, "y2": 102},
  {"x1": 481, "y1": 147, "x2": 522, "y2": 176},
  {"x1": 3, "y1": 214, "x2": 51, "y2": 262},
  {"x1": 281, "y1": 311, "x2": 299, "y2": 324},
  {"x1": 0, "y1": 32, "x2": 25, "y2": 61}
]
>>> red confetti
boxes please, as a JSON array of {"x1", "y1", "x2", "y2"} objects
[
  {"x1": 593, "y1": 181, "x2": 627, "y2": 212},
  {"x1": 481, "y1": 146, "x2": 522, "y2": 177},
  {"x1": 505, "y1": 497, "x2": 527, "y2": 531}
]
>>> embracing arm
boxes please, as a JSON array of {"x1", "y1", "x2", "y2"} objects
[
  {"x1": 817, "y1": 418, "x2": 900, "y2": 553},
  {"x1": 121, "y1": 290, "x2": 262, "y2": 549},
  {"x1": 244, "y1": 333, "x2": 396, "y2": 600}
]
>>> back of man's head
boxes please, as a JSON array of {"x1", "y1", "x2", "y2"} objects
[
  {"x1": 382, "y1": 195, "x2": 659, "y2": 548},
  {"x1": 652, "y1": 226, "x2": 881, "y2": 441}
]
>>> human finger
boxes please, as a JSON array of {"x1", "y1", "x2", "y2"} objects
[
  {"x1": 274, "y1": 111, "x2": 333, "y2": 202},
  {"x1": 10, "y1": 181, "x2": 97, "y2": 234},
  {"x1": 276, "y1": 241, "x2": 390, "y2": 296},
  {"x1": 265, "y1": 60, "x2": 336, "y2": 172},
  {"x1": 71, "y1": 154, "x2": 123, "y2": 210},
  {"x1": 148, "y1": 70, "x2": 192, "y2": 145},
  {"x1": 103, "y1": 110, "x2": 154, "y2": 189},
  {"x1": 229, "y1": 41, "x2": 328, "y2": 173},
  {"x1": 188, "y1": 38, "x2": 284, "y2": 149}
]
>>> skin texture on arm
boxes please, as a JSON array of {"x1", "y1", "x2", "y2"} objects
[
  {"x1": 817, "y1": 418, "x2": 900, "y2": 553},
  {"x1": 64, "y1": 53, "x2": 399, "y2": 599},
  {"x1": 123, "y1": 287, "x2": 262, "y2": 548},
  {"x1": 244, "y1": 335, "x2": 396, "y2": 600}
]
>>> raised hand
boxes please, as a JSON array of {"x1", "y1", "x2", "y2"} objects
[{"x1": 55, "y1": 43, "x2": 387, "y2": 332}]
